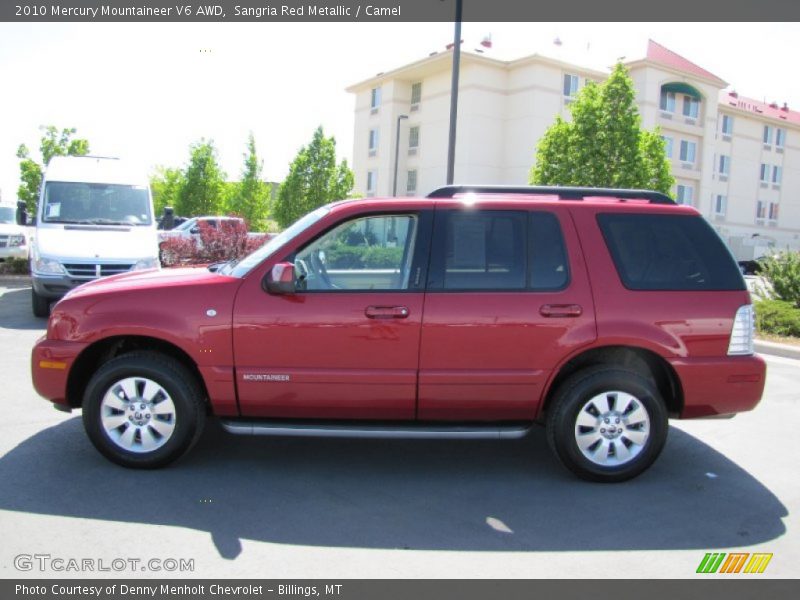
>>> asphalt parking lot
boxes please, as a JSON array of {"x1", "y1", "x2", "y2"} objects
[{"x1": 0, "y1": 278, "x2": 797, "y2": 578}]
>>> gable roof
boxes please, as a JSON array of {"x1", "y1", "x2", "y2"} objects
[{"x1": 645, "y1": 40, "x2": 726, "y2": 86}]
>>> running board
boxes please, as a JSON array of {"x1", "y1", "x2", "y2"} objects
[{"x1": 219, "y1": 419, "x2": 532, "y2": 440}]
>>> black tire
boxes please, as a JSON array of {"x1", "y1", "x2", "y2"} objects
[
  {"x1": 31, "y1": 289, "x2": 51, "y2": 318},
  {"x1": 546, "y1": 366, "x2": 668, "y2": 483},
  {"x1": 82, "y1": 351, "x2": 206, "y2": 469}
]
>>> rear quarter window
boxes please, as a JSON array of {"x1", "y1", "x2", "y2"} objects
[{"x1": 597, "y1": 213, "x2": 745, "y2": 291}]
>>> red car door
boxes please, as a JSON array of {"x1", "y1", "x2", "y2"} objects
[
  {"x1": 417, "y1": 204, "x2": 596, "y2": 420},
  {"x1": 232, "y1": 210, "x2": 433, "y2": 420}
]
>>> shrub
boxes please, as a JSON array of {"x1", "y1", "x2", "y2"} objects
[
  {"x1": 755, "y1": 299, "x2": 800, "y2": 338},
  {"x1": 325, "y1": 242, "x2": 404, "y2": 270},
  {"x1": 0, "y1": 257, "x2": 30, "y2": 275},
  {"x1": 759, "y1": 251, "x2": 800, "y2": 308},
  {"x1": 159, "y1": 222, "x2": 271, "y2": 268},
  {"x1": 159, "y1": 237, "x2": 198, "y2": 267}
]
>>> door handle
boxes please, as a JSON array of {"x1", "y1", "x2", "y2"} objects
[
  {"x1": 540, "y1": 304, "x2": 583, "y2": 318},
  {"x1": 365, "y1": 305, "x2": 410, "y2": 319}
]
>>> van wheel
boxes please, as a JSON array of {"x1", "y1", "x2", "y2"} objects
[
  {"x1": 546, "y1": 366, "x2": 668, "y2": 482},
  {"x1": 82, "y1": 352, "x2": 205, "y2": 469},
  {"x1": 32, "y1": 289, "x2": 51, "y2": 318}
]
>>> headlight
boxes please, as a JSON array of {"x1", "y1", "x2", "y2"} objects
[
  {"x1": 132, "y1": 257, "x2": 159, "y2": 271},
  {"x1": 33, "y1": 255, "x2": 66, "y2": 275},
  {"x1": 8, "y1": 235, "x2": 25, "y2": 247}
]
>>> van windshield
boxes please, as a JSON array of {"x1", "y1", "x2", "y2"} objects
[{"x1": 42, "y1": 182, "x2": 152, "y2": 226}]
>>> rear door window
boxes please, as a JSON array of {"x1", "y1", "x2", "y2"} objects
[{"x1": 597, "y1": 213, "x2": 745, "y2": 291}]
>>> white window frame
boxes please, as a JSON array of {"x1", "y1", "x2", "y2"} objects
[
  {"x1": 660, "y1": 90, "x2": 676, "y2": 113},
  {"x1": 768, "y1": 202, "x2": 780, "y2": 223},
  {"x1": 563, "y1": 74, "x2": 579, "y2": 98},
  {"x1": 676, "y1": 184, "x2": 694, "y2": 206},
  {"x1": 662, "y1": 136, "x2": 674, "y2": 158},
  {"x1": 772, "y1": 165, "x2": 783, "y2": 185},
  {"x1": 714, "y1": 194, "x2": 727, "y2": 217},
  {"x1": 682, "y1": 95, "x2": 700, "y2": 119},
  {"x1": 366, "y1": 170, "x2": 377, "y2": 197},
  {"x1": 763, "y1": 125, "x2": 773, "y2": 145},
  {"x1": 776, "y1": 128, "x2": 786, "y2": 148},
  {"x1": 721, "y1": 114, "x2": 733, "y2": 136},
  {"x1": 719, "y1": 155, "x2": 731, "y2": 176},
  {"x1": 756, "y1": 200, "x2": 766, "y2": 221},
  {"x1": 406, "y1": 170, "x2": 418, "y2": 195},
  {"x1": 408, "y1": 125, "x2": 420, "y2": 151},
  {"x1": 679, "y1": 140, "x2": 696, "y2": 164},
  {"x1": 410, "y1": 82, "x2": 422, "y2": 107},
  {"x1": 760, "y1": 163, "x2": 770, "y2": 183},
  {"x1": 370, "y1": 87, "x2": 381, "y2": 112},
  {"x1": 368, "y1": 128, "x2": 379, "y2": 156}
]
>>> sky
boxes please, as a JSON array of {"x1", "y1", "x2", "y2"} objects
[{"x1": 1, "y1": 21, "x2": 799, "y2": 205}]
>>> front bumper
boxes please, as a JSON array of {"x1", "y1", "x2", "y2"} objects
[
  {"x1": 0, "y1": 245, "x2": 28, "y2": 261},
  {"x1": 670, "y1": 354, "x2": 767, "y2": 418},
  {"x1": 31, "y1": 337, "x2": 89, "y2": 407}
]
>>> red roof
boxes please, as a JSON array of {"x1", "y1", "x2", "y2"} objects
[
  {"x1": 646, "y1": 40, "x2": 725, "y2": 85},
  {"x1": 720, "y1": 91, "x2": 800, "y2": 125}
]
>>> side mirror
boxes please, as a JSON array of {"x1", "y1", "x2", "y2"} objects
[
  {"x1": 190, "y1": 226, "x2": 200, "y2": 234},
  {"x1": 264, "y1": 262, "x2": 296, "y2": 295}
]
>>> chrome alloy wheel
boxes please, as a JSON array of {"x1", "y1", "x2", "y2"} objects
[
  {"x1": 574, "y1": 390, "x2": 651, "y2": 467},
  {"x1": 100, "y1": 377, "x2": 176, "y2": 453}
]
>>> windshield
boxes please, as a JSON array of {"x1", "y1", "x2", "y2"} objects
[
  {"x1": 0, "y1": 207, "x2": 14, "y2": 224},
  {"x1": 42, "y1": 181, "x2": 152, "y2": 225},
  {"x1": 227, "y1": 206, "x2": 331, "y2": 277}
]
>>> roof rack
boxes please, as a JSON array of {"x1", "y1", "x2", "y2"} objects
[{"x1": 426, "y1": 185, "x2": 675, "y2": 205}]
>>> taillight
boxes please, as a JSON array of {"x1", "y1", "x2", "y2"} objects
[{"x1": 728, "y1": 305, "x2": 755, "y2": 356}]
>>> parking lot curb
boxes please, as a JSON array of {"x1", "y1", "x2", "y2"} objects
[
  {"x1": 0, "y1": 275, "x2": 31, "y2": 285},
  {"x1": 755, "y1": 339, "x2": 800, "y2": 360}
]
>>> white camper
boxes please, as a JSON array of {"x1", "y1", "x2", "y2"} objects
[{"x1": 30, "y1": 156, "x2": 159, "y2": 317}]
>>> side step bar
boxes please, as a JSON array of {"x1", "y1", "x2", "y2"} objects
[{"x1": 219, "y1": 419, "x2": 532, "y2": 440}]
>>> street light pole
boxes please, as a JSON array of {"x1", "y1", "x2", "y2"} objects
[
  {"x1": 446, "y1": 0, "x2": 463, "y2": 185},
  {"x1": 393, "y1": 114, "x2": 409, "y2": 196}
]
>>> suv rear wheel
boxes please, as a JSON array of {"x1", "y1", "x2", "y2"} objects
[
  {"x1": 546, "y1": 366, "x2": 668, "y2": 482},
  {"x1": 82, "y1": 352, "x2": 206, "y2": 469}
]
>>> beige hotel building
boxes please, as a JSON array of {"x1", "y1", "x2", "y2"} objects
[{"x1": 346, "y1": 40, "x2": 800, "y2": 260}]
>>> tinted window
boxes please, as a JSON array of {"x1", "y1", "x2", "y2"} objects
[
  {"x1": 597, "y1": 213, "x2": 745, "y2": 291},
  {"x1": 530, "y1": 212, "x2": 569, "y2": 291},
  {"x1": 428, "y1": 210, "x2": 570, "y2": 291}
]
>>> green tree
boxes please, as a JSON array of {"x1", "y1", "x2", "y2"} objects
[
  {"x1": 150, "y1": 166, "x2": 185, "y2": 217},
  {"x1": 530, "y1": 63, "x2": 674, "y2": 195},
  {"x1": 177, "y1": 139, "x2": 226, "y2": 216},
  {"x1": 16, "y1": 126, "x2": 90, "y2": 213},
  {"x1": 228, "y1": 133, "x2": 270, "y2": 231},
  {"x1": 273, "y1": 126, "x2": 354, "y2": 228}
]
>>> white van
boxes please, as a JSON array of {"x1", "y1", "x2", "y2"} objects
[{"x1": 30, "y1": 156, "x2": 159, "y2": 317}]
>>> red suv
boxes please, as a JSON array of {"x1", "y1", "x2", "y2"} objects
[{"x1": 31, "y1": 186, "x2": 766, "y2": 481}]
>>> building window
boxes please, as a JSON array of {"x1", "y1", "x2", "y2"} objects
[
  {"x1": 676, "y1": 184, "x2": 694, "y2": 206},
  {"x1": 368, "y1": 128, "x2": 379, "y2": 156},
  {"x1": 662, "y1": 136, "x2": 674, "y2": 158},
  {"x1": 682, "y1": 96, "x2": 699, "y2": 118},
  {"x1": 721, "y1": 114, "x2": 733, "y2": 136},
  {"x1": 410, "y1": 82, "x2": 422, "y2": 107},
  {"x1": 763, "y1": 125, "x2": 773, "y2": 145},
  {"x1": 406, "y1": 170, "x2": 417, "y2": 195},
  {"x1": 660, "y1": 90, "x2": 676, "y2": 113},
  {"x1": 760, "y1": 163, "x2": 770, "y2": 183},
  {"x1": 776, "y1": 128, "x2": 786, "y2": 148},
  {"x1": 768, "y1": 202, "x2": 780, "y2": 223},
  {"x1": 370, "y1": 87, "x2": 381, "y2": 112},
  {"x1": 718, "y1": 155, "x2": 731, "y2": 176},
  {"x1": 563, "y1": 74, "x2": 579, "y2": 98},
  {"x1": 756, "y1": 200, "x2": 766, "y2": 221},
  {"x1": 408, "y1": 125, "x2": 420, "y2": 151},
  {"x1": 679, "y1": 140, "x2": 696, "y2": 163},
  {"x1": 773, "y1": 165, "x2": 783, "y2": 185},
  {"x1": 366, "y1": 171, "x2": 377, "y2": 197},
  {"x1": 714, "y1": 195, "x2": 727, "y2": 217}
]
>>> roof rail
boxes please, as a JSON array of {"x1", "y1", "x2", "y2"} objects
[{"x1": 426, "y1": 185, "x2": 675, "y2": 205}]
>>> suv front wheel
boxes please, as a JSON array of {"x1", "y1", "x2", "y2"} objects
[
  {"x1": 546, "y1": 366, "x2": 668, "y2": 482},
  {"x1": 82, "y1": 352, "x2": 206, "y2": 469}
]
